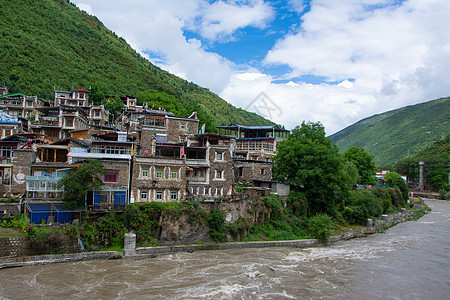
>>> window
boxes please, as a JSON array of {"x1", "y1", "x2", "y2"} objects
[
  {"x1": 170, "y1": 191, "x2": 178, "y2": 200},
  {"x1": 140, "y1": 190, "x2": 148, "y2": 201},
  {"x1": 104, "y1": 171, "x2": 118, "y2": 183},
  {"x1": 171, "y1": 171, "x2": 177, "y2": 179},
  {"x1": 180, "y1": 124, "x2": 185, "y2": 130},
  {"x1": 156, "y1": 191, "x2": 163, "y2": 200},
  {"x1": 216, "y1": 152, "x2": 223, "y2": 160},
  {"x1": 156, "y1": 170, "x2": 163, "y2": 178},
  {"x1": 141, "y1": 168, "x2": 149, "y2": 177},
  {"x1": 260, "y1": 169, "x2": 266, "y2": 175},
  {"x1": 65, "y1": 118, "x2": 73, "y2": 127},
  {"x1": 215, "y1": 170, "x2": 223, "y2": 179},
  {"x1": 0, "y1": 146, "x2": 13, "y2": 158}
]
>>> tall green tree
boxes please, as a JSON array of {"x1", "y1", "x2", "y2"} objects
[
  {"x1": 59, "y1": 159, "x2": 105, "y2": 208},
  {"x1": 343, "y1": 146, "x2": 377, "y2": 185},
  {"x1": 105, "y1": 96, "x2": 124, "y2": 123},
  {"x1": 273, "y1": 122, "x2": 348, "y2": 215}
]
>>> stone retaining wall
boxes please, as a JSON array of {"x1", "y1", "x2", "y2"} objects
[
  {"x1": 0, "y1": 236, "x2": 28, "y2": 257},
  {"x1": 0, "y1": 209, "x2": 413, "y2": 269}
]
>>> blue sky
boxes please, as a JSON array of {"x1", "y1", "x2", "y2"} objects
[{"x1": 73, "y1": 0, "x2": 450, "y2": 134}]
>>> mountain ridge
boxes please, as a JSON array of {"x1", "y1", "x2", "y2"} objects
[
  {"x1": 0, "y1": 0, "x2": 273, "y2": 132},
  {"x1": 329, "y1": 97, "x2": 450, "y2": 166}
]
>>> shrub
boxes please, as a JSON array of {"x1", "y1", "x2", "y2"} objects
[
  {"x1": 371, "y1": 187, "x2": 392, "y2": 213},
  {"x1": 345, "y1": 190, "x2": 383, "y2": 224},
  {"x1": 0, "y1": 213, "x2": 30, "y2": 233},
  {"x1": 287, "y1": 191, "x2": 308, "y2": 219},
  {"x1": 206, "y1": 208, "x2": 227, "y2": 243},
  {"x1": 226, "y1": 217, "x2": 251, "y2": 241},
  {"x1": 307, "y1": 214, "x2": 335, "y2": 244},
  {"x1": 387, "y1": 187, "x2": 404, "y2": 208}
]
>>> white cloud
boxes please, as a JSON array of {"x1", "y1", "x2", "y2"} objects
[
  {"x1": 197, "y1": 0, "x2": 274, "y2": 42},
  {"x1": 253, "y1": 0, "x2": 450, "y2": 133},
  {"x1": 72, "y1": 0, "x2": 450, "y2": 135}
]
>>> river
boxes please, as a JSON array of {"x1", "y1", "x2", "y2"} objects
[{"x1": 1, "y1": 200, "x2": 449, "y2": 299}]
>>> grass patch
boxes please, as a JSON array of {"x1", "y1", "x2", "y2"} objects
[{"x1": 0, "y1": 227, "x2": 26, "y2": 238}]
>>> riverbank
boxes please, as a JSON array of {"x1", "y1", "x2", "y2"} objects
[{"x1": 0, "y1": 207, "x2": 420, "y2": 269}]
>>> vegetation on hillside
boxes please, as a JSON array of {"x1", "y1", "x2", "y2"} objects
[
  {"x1": 0, "y1": 0, "x2": 273, "y2": 131},
  {"x1": 329, "y1": 97, "x2": 450, "y2": 165},
  {"x1": 394, "y1": 133, "x2": 449, "y2": 190}
]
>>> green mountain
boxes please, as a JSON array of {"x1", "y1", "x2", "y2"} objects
[
  {"x1": 329, "y1": 97, "x2": 450, "y2": 166},
  {"x1": 0, "y1": 0, "x2": 273, "y2": 132}
]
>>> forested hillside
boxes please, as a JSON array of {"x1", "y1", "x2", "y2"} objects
[
  {"x1": 329, "y1": 97, "x2": 450, "y2": 166},
  {"x1": 0, "y1": 0, "x2": 273, "y2": 132}
]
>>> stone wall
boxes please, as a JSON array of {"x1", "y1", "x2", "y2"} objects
[
  {"x1": 0, "y1": 234, "x2": 80, "y2": 258},
  {"x1": 234, "y1": 160, "x2": 272, "y2": 183},
  {"x1": 11, "y1": 149, "x2": 35, "y2": 196},
  {"x1": 0, "y1": 236, "x2": 28, "y2": 257}
]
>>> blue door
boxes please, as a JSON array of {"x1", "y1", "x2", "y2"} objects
[
  {"x1": 114, "y1": 191, "x2": 126, "y2": 209},
  {"x1": 94, "y1": 192, "x2": 102, "y2": 210}
]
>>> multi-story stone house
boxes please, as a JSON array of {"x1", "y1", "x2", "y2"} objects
[
  {"x1": 54, "y1": 89, "x2": 90, "y2": 107},
  {"x1": 31, "y1": 105, "x2": 90, "y2": 141},
  {"x1": 67, "y1": 132, "x2": 134, "y2": 211},
  {"x1": 186, "y1": 133, "x2": 234, "y2": 199},
  {"x1": 217, "y1": 124, "x2": 289, "y2": 184},
  {"x1": 0, "y1": 92, "x2": 43, "y2": 121},
  {"x1": 130, "y1": 110, "x2": 199, "y2": 203},
  {"x1": 89, "y1": 105, "x2": 109, "y2": 126}
]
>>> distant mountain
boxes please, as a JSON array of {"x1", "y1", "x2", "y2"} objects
[
  {"x1": 329, "y1": 97, "x2": 450, "y2": 166},
  {"x1": 0, "y1": 0, "x2": 273, "y2": 132}
]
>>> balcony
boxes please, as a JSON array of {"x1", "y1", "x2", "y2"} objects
[
  {"x1": 0, "y1": 157, "x2": 13, "y2": 165},
  {"x1": 39, "y1": 116, "x2": 60, "y2": 126},
  {"x1": 0, "y1": 99, "x2": 23, "y2": 107}
]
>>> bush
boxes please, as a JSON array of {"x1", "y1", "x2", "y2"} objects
[
  {"x1": 345, "y1": 190, "x2": 383, "y2": 225},
  {"x1": 307, "y1": 213, "x2": 335, "y2": 244},
  {"x1": 371, "y1": 187, "x2": 392, "y2": 213},
  {"x1": 0, "y1": 213, "x2": 30, "y2": 233},
  {"x1": 387, "y1": 187, "x2": 405, "y2": 208},
  {"x1": 206, "y1": 208, "x2": 227, "y2": 243},
  {"x1": 226, "y1": 217, "x2": 251, "y2": 241},
  {"x1": 287, "y1": 191, "x2": 308, "y2": 219}
]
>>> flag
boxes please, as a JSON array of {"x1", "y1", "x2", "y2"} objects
[
  {"x1": 200, "y1": 124, "x2": 206, "y2": 134},
  {"x1": 153, "y1": 127, "x2": 156, "y2": 136},
  {"x1": 186, "y1": 125, "x2": 189, "y2": 134},
  {"x1": 131, "y1": 144, "x2": 134, "y2": 155},
  {"x1": 181, "y1": 145, "x2": 185, "y2": 157}
]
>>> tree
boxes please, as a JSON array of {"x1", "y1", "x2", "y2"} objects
[
  {"x1": 273, "y1": 121, "x2": 348, "y2": 215},
  {"x1": 343, "y1": 160, "x2": 360, "y2": 185},
  {"x1": 343, "y1": 146, "x2": 376, "y2": 185},
  {"x1": 105, "y1": 96, "x2": 124, "y2": 123},
  {"x1": 384, "y1": 171, "x2": 409, "y2": 205},
  {"x1": 59, "y1": 159, "x2": 105, "y2": 208}
]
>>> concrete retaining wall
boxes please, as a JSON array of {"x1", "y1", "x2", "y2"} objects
[{"x1": 0, "y1": 251, "x2": 123, "y2": 269}]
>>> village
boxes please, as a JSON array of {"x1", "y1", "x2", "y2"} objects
[{"x1": 0, "y1": 86, "x2": 291, "y2": 223}]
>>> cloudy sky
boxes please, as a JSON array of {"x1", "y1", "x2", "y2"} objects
[{"x1": 73, "y1": 0, "x2": 450, "y2": 135}]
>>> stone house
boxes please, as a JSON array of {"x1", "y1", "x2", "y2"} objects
[{"x1": 217, "y1": 124, "x2": 289, "y2": 184}]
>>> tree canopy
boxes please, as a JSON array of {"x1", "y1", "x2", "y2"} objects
[
  {"x1": 59, "y1": 159, "x2": 105, "y2": 208},
  {"x1": 273, "y1": 121, "x2": 348, "y2": 215},
  {"x1": 343, "y1": 146, "x2": 377, "y2": 185}
]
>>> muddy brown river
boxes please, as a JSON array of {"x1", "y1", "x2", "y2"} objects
[{"x1": 1, "y1": 200, "x2": 449, "y2": 299}]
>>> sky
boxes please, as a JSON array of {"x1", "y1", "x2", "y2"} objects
[{"x1": 72, "y1": 0, "x2": 450, "y2": 135}]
